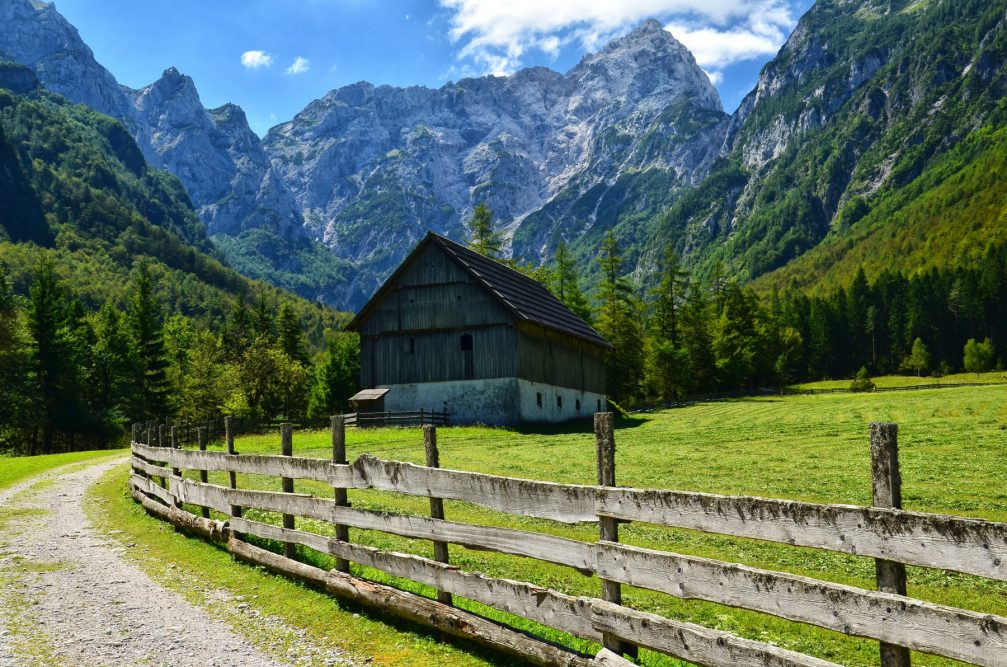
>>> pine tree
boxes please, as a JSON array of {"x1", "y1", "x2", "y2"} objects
[
  {"x1": 595, "y1": 232, "x2": 644, "y2": 402},
  {"x1": 253, "y1": 291, "x2": 277, "y2": 341},
  {"x1": 467, "y1": 203, "x2": 502, "y2": 258},
  {"x1": 652, "y1": 244, "x2": 687, "y2": 346},
  {"x1": 277, "y1": 303, "x2": 308, "y2": 365},
  {"x1": 88, "y1": 302, "x2": 132, "y2": 440},
  {"x1": 27, "y1": 258, "x2": 84, "y2": 452},
  {"x1": 0, "y1": 267, "x2": 33, "y2": 451},
  {"x1": 550, "y1": 240, "x2": 592, "y2": 323},
  {"x1": 128, "y1": 263, "x2": 173, "y2": 421}
]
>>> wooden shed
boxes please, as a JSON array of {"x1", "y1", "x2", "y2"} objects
[{"x1": 347, "y1": 233, "x2": 612, "y2": 425}]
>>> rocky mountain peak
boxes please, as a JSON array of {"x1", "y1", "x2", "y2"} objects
[{"x1": 567, "y1": 19, "x2": 722, "y2": 116}]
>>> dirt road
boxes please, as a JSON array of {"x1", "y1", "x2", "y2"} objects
[{"x1": 0, "y1": 460, "x2": 307, "y2": 666}]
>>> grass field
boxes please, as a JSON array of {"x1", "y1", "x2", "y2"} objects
[
  {"x1": 0, "y1": 449, "x2": 126, "y2": 492},
  {"x1": 792, "y1": 371, "x2": 1007, "y2": 391},
  {"x1": 104, "y1": 385, "x2": 1007, "y2": 666}
]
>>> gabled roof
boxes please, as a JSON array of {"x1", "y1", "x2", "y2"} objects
[{"x1": 348, "y1": 232, "x2": 612, "y2": 349}]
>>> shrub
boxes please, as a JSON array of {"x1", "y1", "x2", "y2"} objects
[{"x1": 850, "y1": 367, "x2": 875, "y2": 393}]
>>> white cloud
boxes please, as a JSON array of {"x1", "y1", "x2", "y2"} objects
[
  {"x1": 438, "y1": 0, "x2": 798, "y2": 77},
  {"x1": 667, "y1": 2, "x2": 793, "y2": 70},
  {"x1": 241, "y1": 50, "x2": 274, "y2": 69},
  {"x1": 286, "y1": 56, "x2": 310, "y2": 75}
]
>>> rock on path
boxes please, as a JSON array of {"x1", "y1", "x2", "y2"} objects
[{"x1": 0, "y1": 460, "x2": 293, "y2": 667}]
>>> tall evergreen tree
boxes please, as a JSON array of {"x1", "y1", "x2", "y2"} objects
[
  {"x1": 87, "y1": 302, "x2": 132, "y2": 441},
  {"x1": 27, "y1": 259, "x2": 84, "y2": 452},
  {"x1": 467, "y1": 203, "x2": 502, "y2": 258},
  {"x1": 128, "y1": 263, "x2": 173, "y2": 420},
  {"x1": 0, "y1": 267, "x2": 33, "y2": 451},
  {"x1": 278, "y1": 303, "x2": 308, "y2": 365},
  {"x1": 595, "y1": 232, "x2": 644, "y2": 402},
  {"x1": 550, "y1": 240, "x2": 592, "y2": 323}
]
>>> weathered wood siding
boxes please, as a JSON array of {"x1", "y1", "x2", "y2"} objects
[
  {"x1": 360, "y1": 243, "x2": 518, "y2": 386},
  {"x1": 357, "y1": 242, "x2": 607, "y2": 395},
  {"x1": 517, "y1": 323, "x2": 606, "y2": 395}
]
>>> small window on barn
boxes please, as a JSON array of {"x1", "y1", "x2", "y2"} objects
[
  {"x1": 536, "y1": 392, "x2": 542, "y2": 408},
  {"x1": 597, "y1": 399, "x2": 602, "y2": 412},
  {"x1": 460, "y1": 333, "x2": 473, "y2": 352},
  {"x1": 557, "y1": 395, "x2": 563, "y2": 409},
  {"x1": 409, "y1": 338, "x2": 415, "y2": 354},
  {"x1": 576, "y1": 399, "x2": 581, "y2": 411}
]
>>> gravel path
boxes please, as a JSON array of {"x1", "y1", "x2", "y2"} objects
[{"x1": 0, "y1": 460, "x2": 302, "y2": 667}]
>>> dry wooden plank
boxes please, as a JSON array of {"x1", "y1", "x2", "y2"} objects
[
  {"x1": 130, "y1": 457, "x2": 173, "y2": 479},
  {"x1": 352, "y1": 454, "x2": 597, "y2": 524},
  {"x1": 172, "y1": 478, "x2": 595, "y2": 571},
  {"x1": 330, "y1": 540, "x2": 599, "y2": 640},
  {"x1": 590, "y1": 599, "x2": 840, "y2": 667},
  {"x1": 133, "y1": 442, "x2": 354, "y2": 486},
  {"x1": 131, "y1": 473, "x2": 175, "y2": 507},
  {"x1": 595, "y1": 541, "x2": 1007, "y2": 665},
  {"x1": 596, "y1": 486, "x2": 1007, "y2": 582},
  {"x1": 228, "y1": 516, "x2": 332, "y2": 554},
  {"x1": 590, "y1": 649, "x2": 635, "y2": 667},
  {"x1": 227, "y1": 538, "x2": 593, "y2": 667},
  {"x1": 140, "y1": 439, "x2": 1007, "y2": 583},
  {"x1": 228, "y1": 514, "x2": 598, "y2": 640}
]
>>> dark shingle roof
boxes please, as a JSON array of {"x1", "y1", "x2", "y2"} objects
[{"x1": 349, "y1": 232, "x2": 612, "y2": 349}]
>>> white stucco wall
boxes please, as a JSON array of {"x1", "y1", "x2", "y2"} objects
[
  {"x1": 378, "y1": 378, "x2": 607, "y2": 426},
  {"x1": 516, "y1": 379, "x2": 607, "y2": 424},
  {"x1": 381, "y1": 378, "x2": 522, "y2": 426}
]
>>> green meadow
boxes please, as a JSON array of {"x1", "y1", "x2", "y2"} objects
[{"x1": 94, "y1": 386, "x2": 1007, "y2": 666}]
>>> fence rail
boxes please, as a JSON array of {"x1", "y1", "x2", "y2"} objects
[
  {"x1": 129, "y1": 416, "x2": 1007, "y2": 667},
  {"x1": 343, "y1": 410, "x2": 449, "y2": 427}
]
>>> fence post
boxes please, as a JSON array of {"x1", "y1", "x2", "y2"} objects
[
  {"x1": 595, "y1": 412, "x2": 634, "y2": 658},
  {"x1": 168, "y1": 425, "x2": 181, "y2": 508},
  {"x1": 198, "y1": 427, "x2": 210, "y2": 519},
  {"x1": 332, "y1": 415, "x2": 351, "y2": 573},
  {"x1": 280, "y1": 423, "x2": 296, "y2": 560},
  {"x1": 225, "y1": 417, "x2": 242, "y2": 538},
  {"x1": 870, "y1": 422, "x2": 911, "y2": 667},
  {"x1": 131, "y1": 423, "x2": 139, "y2": 445},
  {"x1": 424, "y1": 424, "x2": 452, "y2": 606}
]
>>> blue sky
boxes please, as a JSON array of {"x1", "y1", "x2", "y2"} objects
[{"x1": 54, "y1": 0, "x2": 815, "y2": 136}]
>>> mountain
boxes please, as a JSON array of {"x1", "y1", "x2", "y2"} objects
[
  {"x1": 0, "y1": 76, "x2": 346, "y2": 341},
  {"x1": 660, "y1": 0, "x2": 1007, "y2": 291},
  {"x1": 5, "y1": 0, "x2": 1006, "y2": 310},
  {"x1": 264, "y1": 20, "x2": 727, "y2": 302},
  {"x1": 0, "y1": 0, "x2": 353, "y2": 305}
]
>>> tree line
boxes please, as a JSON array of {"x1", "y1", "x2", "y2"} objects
[
  {"x1": 468, "y1": 207, "x2": 1007, "y2": 404},
  {"x1": 0, "y1": 259, "x2": 359, "y2": 454},
  {"x1": 553, "y1": 233, "x2": 1007, "y2": 404}
]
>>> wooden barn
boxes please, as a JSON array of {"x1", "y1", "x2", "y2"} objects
[{"x1": 347, "y1": 233, "x2": 612, "y2": 426}]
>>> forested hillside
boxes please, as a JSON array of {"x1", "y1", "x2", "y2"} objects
[
  {"x1": 0, "y1": 76, "x2": 358, "y2": 454},
  {"x1": 662, "y1": 0, "x2": 1007, "y2": 289}
]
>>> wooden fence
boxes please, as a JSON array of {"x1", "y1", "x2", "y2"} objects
[
  {"x1": 343, "y1": 409, "x2": 450, "y2": 428},
  {"x1": 128, "y1": 416, "x2": 1007, "y2": 667}
]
